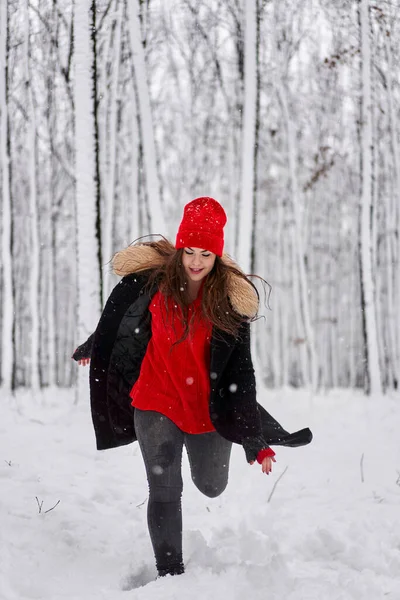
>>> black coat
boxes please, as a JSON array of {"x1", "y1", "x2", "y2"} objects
[{"x1": 73, "y1": 271, "x2": 312, "y2": 462}]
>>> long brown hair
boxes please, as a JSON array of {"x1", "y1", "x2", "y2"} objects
[{"x1": 136, "y1": 238, "x2": 265, "y2": 342}]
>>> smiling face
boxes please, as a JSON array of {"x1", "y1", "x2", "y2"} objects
[{"x1": 182, "y1": 247, "x2": 217, "y2": 283}]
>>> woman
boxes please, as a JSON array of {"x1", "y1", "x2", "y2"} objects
[{"x1": 73, "y1": 197, "x2": 312, "y2": 578}]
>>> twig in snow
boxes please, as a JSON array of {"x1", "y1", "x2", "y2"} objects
[
  {"x1": 44, "y1": 500, "x2": 61, "y2": 514},
  {"x1": 4, "y1": 460, "x2": 12, "y2": 466},
  {"x1": 372, "y1": 490, "x2": 383, "y2": 504},
  {"x1": 267, "y1": 466, "x2": 289, "y2": 504},
  {"x1": 35, "y1": 496, "x2": 44, "y2": 513},
  {"x1": 396, "y1": 472, "x2": 400, "y2": 487},
  {"x1": 136, "y1": 497, "x2": 148, "y2": 508},
  {"x1": 35, "y1": 497, "x2": 60, "y2": 514},
  {"x1": 360, "y1": 453, "x2": 365, "y2": 483}
]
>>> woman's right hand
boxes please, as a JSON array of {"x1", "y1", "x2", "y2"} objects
[{"x1": 78, "y1": 358, "x2": 90, "y2": 367}]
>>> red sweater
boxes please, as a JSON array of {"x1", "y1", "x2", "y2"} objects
[{"x1": 130, "y1": 290, "x2": 215, "y2": 433}]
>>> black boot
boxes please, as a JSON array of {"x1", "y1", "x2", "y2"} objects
[{"x1": 157, "y1": 563, "x2": 185, "y2": 578}]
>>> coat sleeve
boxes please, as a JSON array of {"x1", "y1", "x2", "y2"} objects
[
  {"x1": 89, "y1": 274, "x2": 149, "y2": 450},
  {"x1": 71, "y1": 272, "x2": 147, "y2": 363},
  {"x1": 224, "y1": 323, "x2": 313, "y2": 458},
  {"x1": 220, "y1": 322, "x2": 271, "y2": 462},
  {"x1": 72, "y1": 333, "x2": 95, "y2": 361}
]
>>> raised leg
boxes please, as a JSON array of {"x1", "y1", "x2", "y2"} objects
[{"x1": 185, "y1": 431, "x2": 232, "y2": 498}]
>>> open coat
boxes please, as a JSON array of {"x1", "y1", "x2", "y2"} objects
[{"x1": 73, "y1": 245, "x2": 312, "y2": 462}]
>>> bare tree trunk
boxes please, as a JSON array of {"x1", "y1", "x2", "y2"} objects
[
  {"x1": 277, "y1": 78, "x2": 318, "y2": 391},
  {"x1": 289, "y1": 229, "x2": 309, "y2": 386},
  {"x1": 237, "y1": 0, "x2": 256, "y2": 274},
  {"x1": 91, "y1": 0, "x2": 104, "y2": 306},
  {"x1": 127, "y1": 0, "x2": 165, "y2": 234},
  {"x1": 232, "y1": 2, "x2": 244, "y2": 258},
  {"x1": 73, "y1": 0, "x2": 102, "y2": 348},
  {"x1": 129, "y1": 77, "x2": 140, "y2": 243},
  {"x1": 271, "y1": 199, "x2": 284, "y2": 387},
  {"x1": 24, "y1": 0, "x2": 40, "y2": 390},
  {"x1": 358, "y1": 0, "x2": 382, "y2": 394},
  {"x1": 372, "y1": 81, "x2": 385, "y2": 389},
  {"x1": 103, "y1": 0, "x2": 123, "y2": 296},
  {"x1": 328, "y1": 205, "x2": 338, "y2": 388},
  {"x1": 384, "y1": 148, "x2": 397, "y2": 388},
  {"x1": 384, "y1": 21, "x2": 400, "y2": 388},
  {"x1": 46, "y1": 0, "x2": 58, "y2": 388},
  {"x1": 0, "y1": 0, "x2": 13, "y2": 390}
]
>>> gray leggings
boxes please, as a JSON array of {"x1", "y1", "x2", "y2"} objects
[{"x1": 134, "y1": 409, "x2": 232, "y2": 576}]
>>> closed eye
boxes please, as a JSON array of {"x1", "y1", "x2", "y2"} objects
[{"x1": 184, "y1": 248, "x2": 211, "y2": 257}]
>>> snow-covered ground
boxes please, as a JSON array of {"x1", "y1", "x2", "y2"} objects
[{"x1": 1, "y1": 386, "x2": 400, "y2": 600}]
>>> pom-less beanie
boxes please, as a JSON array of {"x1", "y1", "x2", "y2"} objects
[{"x1": 175, "y1": 197, "x2": 227, "y2": 256}]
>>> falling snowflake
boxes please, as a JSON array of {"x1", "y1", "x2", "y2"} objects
[{"x1": 152, "y1": 465, "x2": 164, "y2": 475}]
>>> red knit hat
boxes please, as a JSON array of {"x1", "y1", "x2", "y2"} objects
[{"x1": 175, "y1": 197, "x2": 227, "y2": 256}]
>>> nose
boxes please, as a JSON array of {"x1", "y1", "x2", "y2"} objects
[{"x1": 191, "y1": 255, "x2": 202, "y2": 266}]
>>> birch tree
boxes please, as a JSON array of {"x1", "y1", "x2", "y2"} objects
[
  {"x1": 102, "y1": 0, "x2": 123, "y2": 296},
  {"x1": 73, "y1": 0, "x2": 102, "y2": 345},
  {"x1": 23, "y1": 0, "x2": 40, "y2": 390},
  {"x1": 237, "y1": 0, "x2": 257, "y2": 274},
  {"x1": 384, "y1": 13, "x2": 400, "y2": 389},
  {"x1": 0, "y1": 0, "x2": 13, "y2": 390},
  {"x1": 358, "y1": 0, "x2": 382, "y2": 394},
  {"x1": 126, "y1": 0, "x2": 165, "y2": 235},
  {"x1": 374, "y1": 4, "x2": 400, "y2": 389}
]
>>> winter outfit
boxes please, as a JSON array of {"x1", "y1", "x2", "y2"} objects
[{"x1": 72, "y1": 197, "x2": 312, "y2": 577}]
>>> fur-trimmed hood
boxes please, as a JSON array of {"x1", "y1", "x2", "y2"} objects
[{"x1": 112, "y1": 244, "x2": 259, "y2": 319}]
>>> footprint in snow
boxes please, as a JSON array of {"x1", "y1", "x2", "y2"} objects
[{"x1": 120, "y1": 564, "x2": 157, "y2": 590}]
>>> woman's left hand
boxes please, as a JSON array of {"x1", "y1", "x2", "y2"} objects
[{"x1": 250, "y1": 456, "x2": 276, "y2": 475}]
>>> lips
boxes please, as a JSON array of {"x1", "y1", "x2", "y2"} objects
[{"x1": 190, "y1": 268, "x2": 203, "y2": 274}]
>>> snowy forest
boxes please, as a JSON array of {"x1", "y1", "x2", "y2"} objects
[
  {"x1": 2, "y1": 3, "x2": 400, "y2": 598},
  {"x1": 1, "y1": 0, "x2": 400, "y2": 395}
]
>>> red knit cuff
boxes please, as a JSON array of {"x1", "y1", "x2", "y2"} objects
[{"x1": 256, "y1": 448, "x2": 276, "y2": 464}]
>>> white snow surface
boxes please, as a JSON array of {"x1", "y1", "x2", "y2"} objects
[{"x1": 1, "y1": 387, "x2": 400, "y2": 600}]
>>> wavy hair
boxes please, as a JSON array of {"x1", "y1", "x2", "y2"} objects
[{"x1": 133, "y1": 238, "x2": 268, "y2": 342}]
